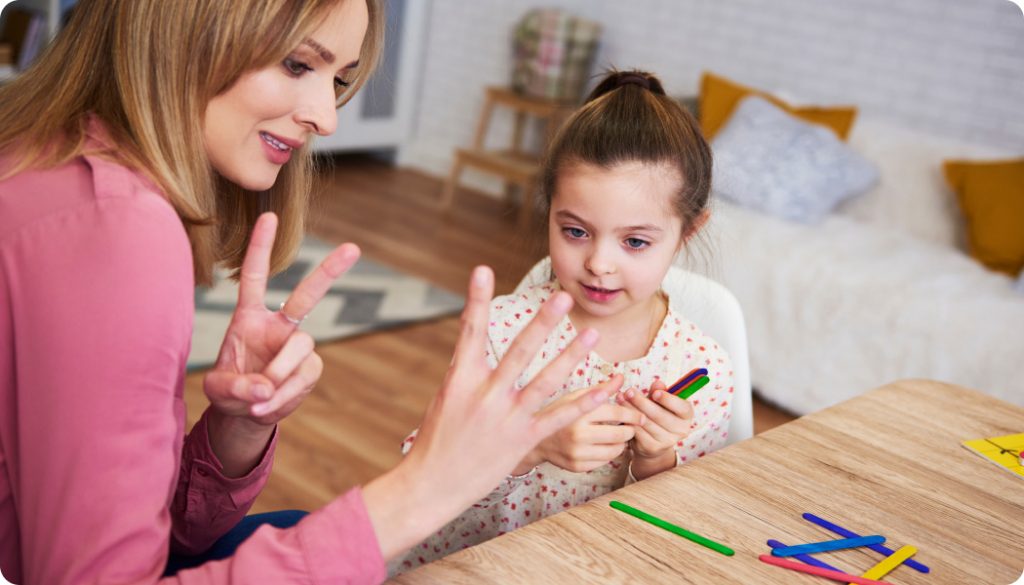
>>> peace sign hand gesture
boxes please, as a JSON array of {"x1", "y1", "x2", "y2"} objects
[{"x1": 203, "y1": 213, "x2": 360, "y2": 426}]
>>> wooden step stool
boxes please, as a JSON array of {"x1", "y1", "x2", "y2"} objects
[{"x1": 440, "y1": 86, "x2": 573, "y2": 226}]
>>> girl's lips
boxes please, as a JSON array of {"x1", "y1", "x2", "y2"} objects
[{"x1": 581, "y1": 283, "x2": 621, "y2": 303}]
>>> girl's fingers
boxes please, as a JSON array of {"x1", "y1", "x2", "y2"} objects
[
  {"x1": 625, "y1": 389, "x2": 690, "y2": 432},
  {"x1": 281, "y1": 243, "x2": 361, "y2": 326},
  {"x1": 531, "y1": 377, "x2": 623, "y2": 440},
  {"x1": 236, "y1": 213, "x2": 278, "y2": 310},
  {"x1": 251, "y1": 353, "x2": 322, "y2": 416},
  {"x1": 261, "y1": 331, "x2": 316, "y2": 385},
  {"x1": 447, "y1": 266, "x2": 495, "y2": 386},
  {"x1": 489, "y1": 292, "x2": 575, "y2": 396}
]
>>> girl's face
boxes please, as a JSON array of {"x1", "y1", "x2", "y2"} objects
[
  {"x1": 203, "y1": 1, "x2": 368, "y2": 191},
  {"x1": 549, "y1": 160, "x2": 686, "y2": 322}
]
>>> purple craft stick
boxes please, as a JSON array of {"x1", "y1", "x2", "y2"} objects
[
  {"x1": 767, "y1": 540, "x2": 843, "y2": 572},
  {"x1": 802, "y1": 513, "x2": 930, "y2": 574}
]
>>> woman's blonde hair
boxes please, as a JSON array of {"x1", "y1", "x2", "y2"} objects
[{"x1": 0, "y1": 0, "x2": 384, "y2": 285}]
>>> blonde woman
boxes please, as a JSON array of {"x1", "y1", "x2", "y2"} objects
[{"x1": 0, "y1": 1, "x2": 620, "y2": 582}]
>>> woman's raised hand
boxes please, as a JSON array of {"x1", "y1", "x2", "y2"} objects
[
  {"x1": 362, "y1": 266, "x2": 622, "y2": 559},
  {"x1": 203, "y1": 213, "x2": 360, "y2": 426}
]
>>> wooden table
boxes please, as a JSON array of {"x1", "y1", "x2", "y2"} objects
[{"x1": 391, "y1": 380, "x2": 1024, "y2": 584}]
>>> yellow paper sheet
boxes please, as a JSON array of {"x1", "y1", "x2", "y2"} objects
[{"x1": 961, "y1": 433, "x2": 1024, "y2": 478}]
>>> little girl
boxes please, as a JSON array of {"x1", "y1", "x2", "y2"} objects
[{"x1": 392, "y1": 69, "x2": 733, "y2": 573}]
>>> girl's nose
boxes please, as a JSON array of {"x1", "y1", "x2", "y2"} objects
[{"x1": 585, "y1": 247, "x2": 616, "y2": 276}]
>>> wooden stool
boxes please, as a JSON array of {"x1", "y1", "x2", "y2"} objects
[{"x1": 441, "y1": 86, "x2": 572, "y2": 226}]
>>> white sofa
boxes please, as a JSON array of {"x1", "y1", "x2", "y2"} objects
[{"x1": 684, "y1": 116, "x2": 1024, "y2": 415}]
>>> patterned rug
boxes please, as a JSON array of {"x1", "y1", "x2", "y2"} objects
[{"x1": 188, "y1": 237, "x2": 464, "y2": 371}]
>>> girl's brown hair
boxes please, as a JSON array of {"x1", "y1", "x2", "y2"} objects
[
  {"x1": 0, "y1": 0, "x2": 384, "y2": 285},
  {"x1": 541, "y1": 69, "x2": 712, "y2": 237}
]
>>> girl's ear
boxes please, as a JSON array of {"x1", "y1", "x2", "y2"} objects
[{"x1": 681, "y1": 209, "x2": 710, "y2": 245}]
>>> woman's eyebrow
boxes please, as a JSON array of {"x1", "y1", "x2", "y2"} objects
[{"x1": 302, "y1": 39, "x2": 360, "y2": 71}]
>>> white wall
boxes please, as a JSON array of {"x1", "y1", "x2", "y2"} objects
[{"x1": 398, "y1": 0, "x2": 1024, "y2": 194}]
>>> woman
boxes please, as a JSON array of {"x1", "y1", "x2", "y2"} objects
[{"x1": 0, "y1": 1, "x2": 620, "y2": 582}]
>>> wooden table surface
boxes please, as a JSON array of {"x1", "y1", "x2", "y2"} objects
[{"x1": 391, "y1": 380, "x2": 1024, "y2": 584}]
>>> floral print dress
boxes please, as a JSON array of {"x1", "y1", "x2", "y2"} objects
[{"x1": 390, "y1": 280, "x2": 734, "y2": 574}]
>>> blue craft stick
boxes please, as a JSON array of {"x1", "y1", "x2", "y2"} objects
[
  {"x1": 668, "y1": 368, "x2": 707, "y2": 394},
  {"x1": 767, "y1": 540, "x2": 843, "y2": 572},
  {"x1": 771, "y1": 535, "x2": 885, "y2": 557},
  {"x1": 802, "y1": 513, "x2": 931, "y2": 574}
]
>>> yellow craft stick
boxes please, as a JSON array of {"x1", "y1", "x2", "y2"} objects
[{"x1": 853, "y1": 545, "x2": 917, "y2": 584}]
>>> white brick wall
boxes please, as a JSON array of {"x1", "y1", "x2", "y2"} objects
[{"x1": 399, "y1": 0, "x2": 1024, "y2": 194}]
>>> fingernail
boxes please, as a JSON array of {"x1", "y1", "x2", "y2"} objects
[
  {"x1": 251, "y1": 402, "x2": 273, "y2": 416},
  {"x1": 652, "y1": 390, "x2": 662, "y2": 400},
  {"x1": 579, "y1": 328, "x2": 599, "y2": 346},
  {"x1": 551, "y1": 293, "x2": 572, "y2": 312},
  {"x1": 473, "y1": 266, "x2": 490, "y2": 285},
  {"x1": 253, "y1": 385, "x2": 272, "y2": 400},
  {"x1": 625, "y1": 389, "x2": 635, "y2": 399},
  {"x1": 593, "y1": 390, "x2": 611, "y2": 404}
]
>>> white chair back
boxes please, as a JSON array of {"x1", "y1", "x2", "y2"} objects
[{"x1": 515, "y1": 258, "x2": 754, "y2": 445}]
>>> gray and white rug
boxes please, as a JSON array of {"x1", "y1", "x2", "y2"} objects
[{"x1": 188, "y1": 237, "x2": 464, "y2": 371}]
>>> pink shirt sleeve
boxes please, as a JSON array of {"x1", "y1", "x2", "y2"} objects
[{"x1": 0, "y1": 154, "x2": 385, "y2": 583}]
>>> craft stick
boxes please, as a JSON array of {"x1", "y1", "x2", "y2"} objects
[
  {"x1": 668, "y1": 368, "x2": 707, "y2": 394},
  {"x1": 803, "y1": 513, "x2": 931, "y2": 573},
  {"x1": 767, "y1": 539, "x2": 844, "y2": 572},
  {"x1": 609, "y1": 501, "x2": 734, "y2": 556},
  {"x1": 857, "y1": 545, "x2": 917, "y2": 582},
  {"x1": 759, "y1": 555, "x2": 897, "y2": 585},
  {"x1": 771, "y1": 535, "x2": 885, "y2": 557},
  {"x1": 677, "y1": 376, "x2": 710, "y2": 399}
]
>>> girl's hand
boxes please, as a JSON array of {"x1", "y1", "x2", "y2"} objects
[
  {"x1": 617, "y1": 379, "x2": 694, "y2": 475},
  {"x1": 362, "y1": 266, "x2": 623, "y2": 560},
  {"x1": 203, "y1": 213, "x2": 360, "y2": 426},
  {"x1": 513, "y1": 386, "x2": 644, "y2": 474}
]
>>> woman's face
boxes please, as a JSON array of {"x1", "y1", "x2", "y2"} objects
[{"x1": 203, "y1": 1, "x2": 369, "y2": 191}]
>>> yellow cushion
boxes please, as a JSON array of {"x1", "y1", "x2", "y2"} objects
[
  {"x1": 699, "y1": 72, "x2": 857, "y2": 141},
  {"x1": 944, "y1": 158, "x2": 1024, "y2": 276}
]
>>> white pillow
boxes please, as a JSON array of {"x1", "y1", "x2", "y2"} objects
[
  {"x1": 838, "y1": 117, "x2": 1015, "y2": 249},
  {"x1": 711, "y1": 96, "x2": 880, "y2": 224}
]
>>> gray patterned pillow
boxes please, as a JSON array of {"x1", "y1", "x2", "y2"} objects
[{"x1": 711, "y1": 95, "x2": 879, "y2": 224}]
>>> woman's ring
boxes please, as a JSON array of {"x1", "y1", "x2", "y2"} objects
[{"x1": 279, "y1": 301, "x2": 306, "y2": 326}]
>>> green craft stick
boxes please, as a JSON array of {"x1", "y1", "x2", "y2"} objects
[
  {"x1": 609, "y1": 500, "x2": 734, "y2": 556},
  {"x1": 677, "y1": 375, "x2": 710, "y2": 399}
]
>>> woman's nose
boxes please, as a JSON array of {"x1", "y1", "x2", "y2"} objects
[{"x1": 296, "y1": 85, "x2": 339, "y2": 137}]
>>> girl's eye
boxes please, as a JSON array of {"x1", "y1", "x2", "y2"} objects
[
  {"x1": 625, "y1": 237, "x2": 650, "y2": 250},
  {"x1": 564, "y1": 227, "x2": 587, "y2": 239},
  {"x1": 283, "y1": 58, "x2": 312, "y2": 77}
]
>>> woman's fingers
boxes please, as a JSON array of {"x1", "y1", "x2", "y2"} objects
[
  {"x1": 251, "y1": 352, "x2": 322, "y2": 416},
  {"x1": 489, "y1": 292, "x2": 574, "y2": 395},
  {"x1": 447, "y1": 267, "x2": 495, "y2": 387},
  {"x1": 261, "y1": 330, "x2": 316, "y2": 385},
  {"x1": 530, "y1": 376, "x2": 624, "y2": 441},
  {"x1": 512, "y1": 323, "x2": 596, "y2": 413},
  {"x1": 280, "y1": 243, "x2": 361, "y2": 326},
  {"x1": 203, "y1": 370, "x2": 275, "y2": 408},
  {"x1": 236, "y1": 213, "x2": 278, "y2": 310}
]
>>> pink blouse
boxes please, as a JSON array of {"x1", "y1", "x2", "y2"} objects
[{"x1": 0, "y1": 126, "x2": 386, "y2": 583}]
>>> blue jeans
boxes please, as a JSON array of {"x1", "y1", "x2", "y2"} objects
[{"x1": 163, "y1": 510, "x2": 308, "y2": 576}]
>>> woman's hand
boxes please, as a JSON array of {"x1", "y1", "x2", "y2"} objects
[
  {"x1": 511, "y1": 387, "x2": 644, "y2": 474},
  {"x1": 362, "y1": 266, "x2": 622, "y2": 560},
  {"x1": 617, "y1": 379, "x2": 694, "y2": 480},
  {"x1": 203, "y1": 213, "x2": 359, "y2": 426}
]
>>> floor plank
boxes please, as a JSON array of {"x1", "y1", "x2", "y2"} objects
[{"x1": 183, "y1": 154, "x2": 796, "y2": 513}]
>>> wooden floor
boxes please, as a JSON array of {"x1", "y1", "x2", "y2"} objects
[{"x1": 183, "y1": 154, "x2": 796, "y2": 514}]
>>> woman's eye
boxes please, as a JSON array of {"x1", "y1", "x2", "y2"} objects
[
  {"x1": 335, "y1": 77, "x2": 351, "y2": 89},
  {"x1": 283, "y1": 58, "x2": 311, "y2": 76},
  {"x1": 564, "y1": 227, "x2": 587, "y2": 239},
  {"x1": 625, "y1": 237, "x2": 649, "y2": 250}
]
